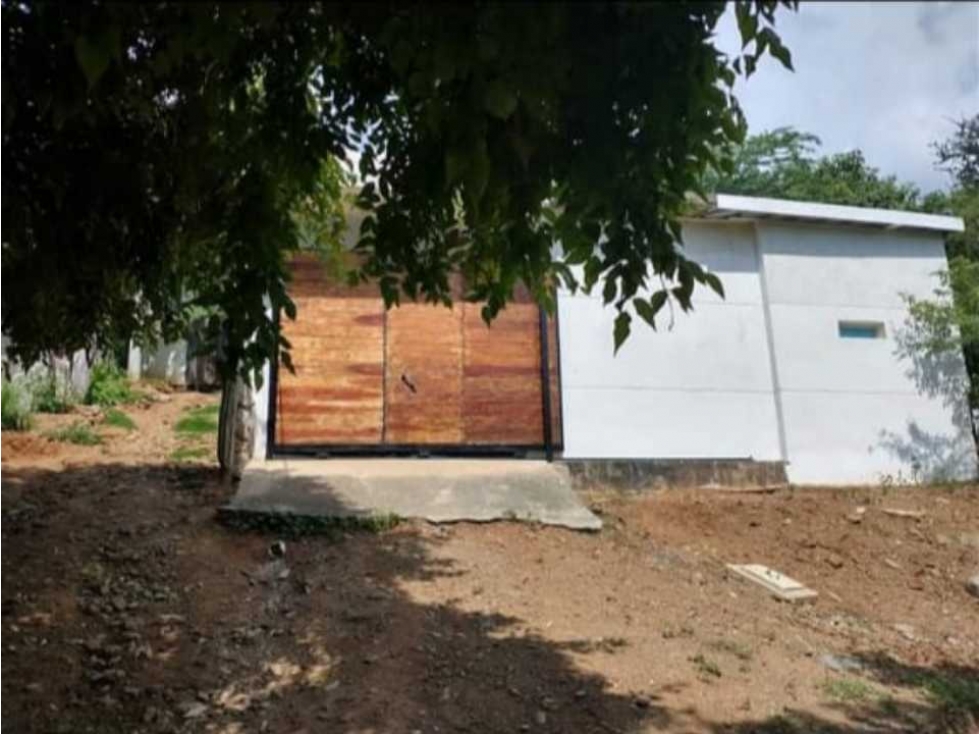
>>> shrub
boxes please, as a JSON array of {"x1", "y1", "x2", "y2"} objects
[
  {"x1": 2, "y1": 377, "x2": 34, "y2": 430},
  {"x1": 30, "y1": 371, "x2": 77, "y2": 413},
  {"x1": 46, "y1": 422, "x2": 102, "y2": 446},
  {"x1": 85, "y1": 362, "x2": 135, "y2": 407}
]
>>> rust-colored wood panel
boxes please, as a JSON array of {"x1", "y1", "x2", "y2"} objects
[
  {"x1": 462, "y1": 304, "x2": 544, "y2": 445},
  {"x1": 276, "y1": 295, "x2": 384, "y2": 445},
  {"x1": 384, "y1": 304, "x2": 464, "y2": 444},
  {"x1": 287, "y1": 252, "x2": 381, "y2": 299}
]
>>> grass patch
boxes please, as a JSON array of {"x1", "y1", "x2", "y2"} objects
[
  {"x1": 175, "y1": 404, "x2": 220, "y2": 435},
  {"x1": 170, "y1": 445, "x2": 210, "y2": 462},
  {"x1": 102, "y1": 408, "x2": 136, "y2": 431},
  {"x1": 691, "y1": 653, "x2": 722, "y2": 679},
  {"x1": 2, "y1": 378, "x2": 33, "y2": 430},
  {"x1": 46, "y1": 422, "x2": 102, "y2": 446},
  {"x1": 821, "y1": 676, "x2": 876, "y2": 703},
  {"x1": 707, "y1": 638, "x2": 754, "y2": 661}
]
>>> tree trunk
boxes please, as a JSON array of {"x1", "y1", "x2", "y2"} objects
[{"x1": 217, "y1": 375, "x2": 255, "y2": 482}]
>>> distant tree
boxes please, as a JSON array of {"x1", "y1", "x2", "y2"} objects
[
  {"x1": 705, "y1": 126, "x2": 922, "y2": 210},
  {"x1": 933, "y1": 115, "x2": 979, "y2": 190}
]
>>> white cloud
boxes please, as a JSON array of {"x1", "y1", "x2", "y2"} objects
[{"x1": 715, "y1": 1, "x2": 979, "y2": 191}]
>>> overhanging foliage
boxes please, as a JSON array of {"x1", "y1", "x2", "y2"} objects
[{"x1": 2, "y1": 2, "x2": 797, "y2": 377}]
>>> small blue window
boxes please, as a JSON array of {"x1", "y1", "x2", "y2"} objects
[{"x1": 838, "y1": 321, "x2": 885, "y2": 339}]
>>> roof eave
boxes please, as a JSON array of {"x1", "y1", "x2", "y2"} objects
[{"x1": 699, "y1": 194, "x2": 965, "y2": 234}]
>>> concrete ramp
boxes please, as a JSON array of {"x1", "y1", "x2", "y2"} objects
[{"x1": 226, "y1": 459, "x2": 602, "y2": 531}]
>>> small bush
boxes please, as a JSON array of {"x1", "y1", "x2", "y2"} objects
[
  {"x1": 46, "y1": 422, "x2": 102, "y2": 446},
  {"x1": 30, "y1": 371, "x2": 77, "y2": 413},
  {"x1": 102, "y1": 408, "x2": 136, "y2": 431},
  {"x1": 2, "y1": 378, "x2": 34, "y2": 430},
  {"x1": 85, "y1": 362, "x2": 135, "y2": 407},
  {"x1": 175, "y1": 404, "x2": 220, "y2": 435}
]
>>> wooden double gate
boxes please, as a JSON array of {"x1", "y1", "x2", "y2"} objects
[{"x1": 271, "y1": 255, "x2": 561, "y2": 455}]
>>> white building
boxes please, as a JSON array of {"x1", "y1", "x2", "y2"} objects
[{"x1": 253, "y1": 195, "x2": 977, "y2": 486}]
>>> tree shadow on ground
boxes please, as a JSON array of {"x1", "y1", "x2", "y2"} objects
[
  {"x1": 3, "y1": 463, "x2": 976, "y2": 733},
  {"x1": 2, "y1": 462, "x2": 668, "y2": 733}
]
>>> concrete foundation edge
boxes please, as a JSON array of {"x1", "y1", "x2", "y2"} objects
[{"x1": 563, "y1": 458, "x2": 787, "y2": 491}]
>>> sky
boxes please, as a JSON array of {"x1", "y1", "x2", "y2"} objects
[{"x1": 714, "y1": 1, "x2": 978, "y2": 192}]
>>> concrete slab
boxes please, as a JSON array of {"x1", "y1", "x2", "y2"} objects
[{"x1": 226, "y1": 459, "x2": 602, "y2": 531}]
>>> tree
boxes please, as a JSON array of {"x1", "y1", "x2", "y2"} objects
[
  {"x1": 705, "y1": 126, "x2": 922, "y2": 210},
  {"x1": 899, "y1": 114, "x2": 979, "y2": 458},
  {"x1": 933, "y1": 115, "x2": 979, "y2": 190},
  {"x1": 3, "y1": 2, "x2": 797, "y2": 380}
]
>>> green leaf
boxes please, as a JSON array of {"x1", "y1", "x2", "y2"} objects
[
  {"x1": 484, "y1": 79, "x2": 518, "y2": 120},
  {"x1": 583, "y1": 257, "x2": 602, "y2": 292},
  {"x1": 602, "y1": 275, "x2": 617, "y2": 305},
  {"x1": 75, "y1": 34, "x2": 113, "y2": 88},
  {"x1": 769, "y1": 38, "x2": 794, "y2": 71},
  {"x1": 735, "y1": 3, "x2": 758, "y2": 48},
  {"x1": 283, "y1": 298, "x2": 297, "y2": 320},
  {"x1": 650, "y1": 289, "x2": 668, "y2": 316},
  {"x1": 633, "y1": 297, "x2": 656, "y2": 329},
  {"x1": 613, "y1": 311, "x2": 631, "y2": 354},
  {"x1": 704, "y1": 271, "x2": 725, "y2": 299}
]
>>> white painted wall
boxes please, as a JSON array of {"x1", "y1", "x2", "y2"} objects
[
  {"x1": 756, "y1": 223, "x2": 977, "y2": 484},
  {"x1": 558, "y1": 222, "x2": 783, "y2": 461},
  {"x1": 557, "y1": 218, "x2": 976, "y2": 484},
  {"x1": 127, "y1": 340, "x2": 189, "y2": 385},
  {"x1": 253, "y1": 354, "x2": 271, "y2": 459}
]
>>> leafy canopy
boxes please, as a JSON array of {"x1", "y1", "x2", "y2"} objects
[
  {"x1": 2, "y1": 2, "x2": 797, "y2": 374},
  {"x1": 704, "y1": 126, "x2": 924, "y2": 210}
]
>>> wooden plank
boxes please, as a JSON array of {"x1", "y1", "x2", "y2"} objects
[
  {"x1": 276, "y1": 294, "x2": 384, "y2": 445},
  {"x1": 384, "y1": 304, "x2": 464, "y2": 444},
  {"x1": 462, "y1": 304, "x2": 544, "y2": 445},
  {"x1": 727, "y1": 564, "x2": 819, "y2": 602}
]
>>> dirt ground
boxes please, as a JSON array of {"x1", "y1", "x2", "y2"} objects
[{"x1": 2, "y1": 389, "x2": 978, "y2": 733}]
